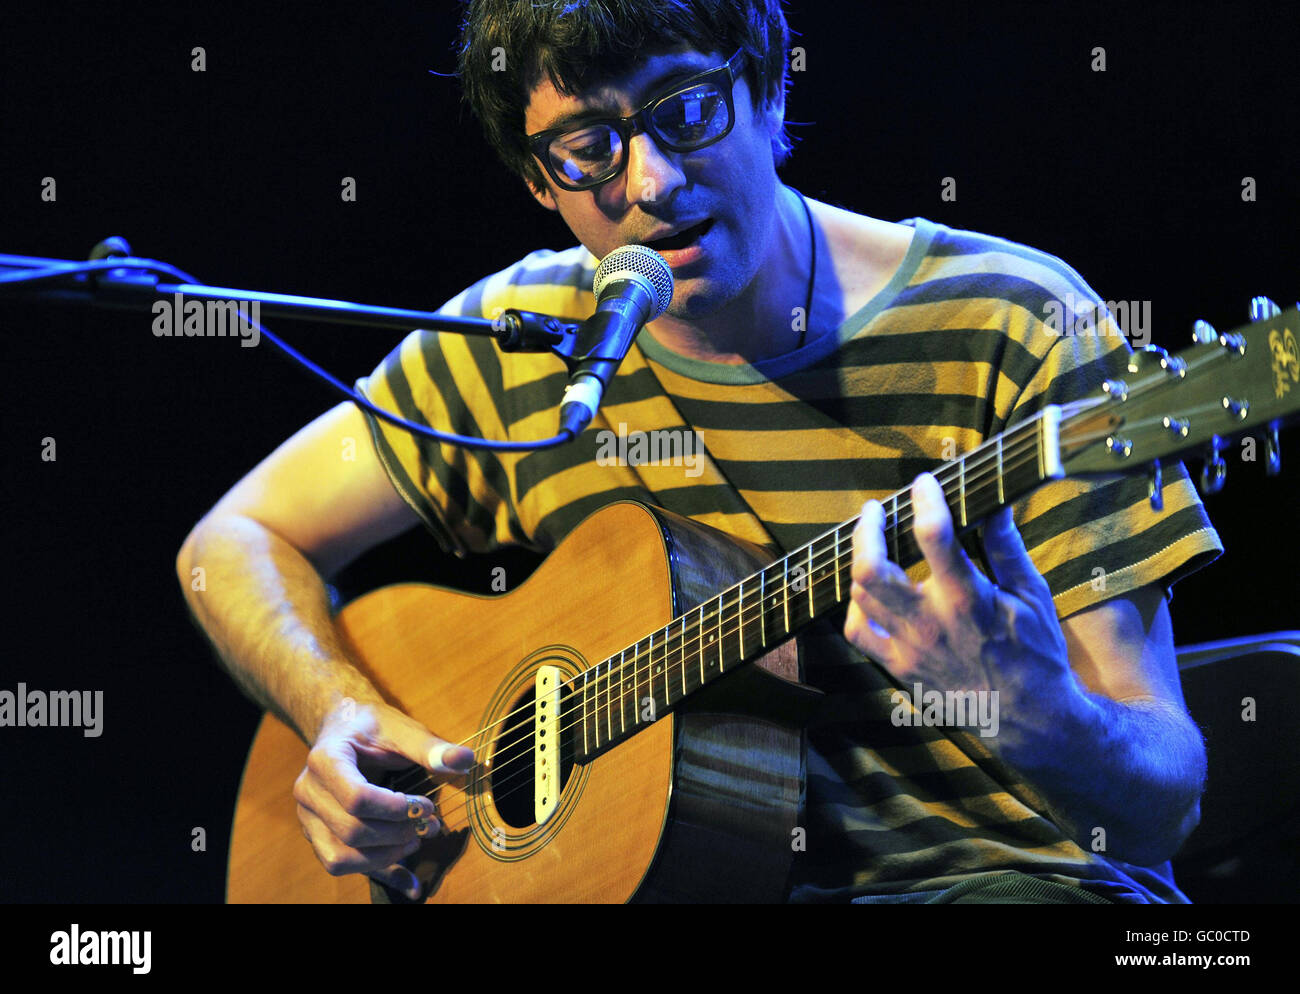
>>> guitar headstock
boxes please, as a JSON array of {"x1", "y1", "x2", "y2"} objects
[{"x1": 1059, "y1": 298, "x2": 1299, "y2": 497}]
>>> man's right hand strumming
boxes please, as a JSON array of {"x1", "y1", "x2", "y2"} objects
[{"x1": 294, "y1": 697, "x2": 474, "y2": 901}]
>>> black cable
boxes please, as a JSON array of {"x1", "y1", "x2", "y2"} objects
[{"x1": 0, "y1": 258, "x2": 576, "y2": 452}]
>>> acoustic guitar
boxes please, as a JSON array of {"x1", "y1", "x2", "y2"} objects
[{"x1": 227, "y1": 304, "x2": 1299, "y2": 903}]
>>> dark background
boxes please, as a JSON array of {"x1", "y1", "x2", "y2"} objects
[{"x1": 1, "y1": 0, "x2": 1296, "y2": 906}]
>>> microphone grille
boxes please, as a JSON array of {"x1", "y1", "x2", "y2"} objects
[{"x1": 593, "y1": 244, "x2": 674, "y2": 320}]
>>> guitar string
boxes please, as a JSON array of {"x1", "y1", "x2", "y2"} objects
[
  {"x1": 405, "y1": 476, "x2": 1030, "y2": 828},
  {"x1": 385, "y1": 417, "x2": 1071, "y2": 799},
  {"x1": 395, "y1": 396, "x2": 1219, "y2": 825},
  {"x1": 388, "y1": 396, "x2": 1182, "y2": 803},
  {"x1": 391, "y1": 395, "x2": 1212, "y2": 818},
  {"x1": 383, "y1": 424, "x2": 1050, "y2": 801},
  {"x1": 389, "y1": 391, "x2": 1208, "y2": 802}
]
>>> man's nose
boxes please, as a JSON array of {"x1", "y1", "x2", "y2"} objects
[{"x1": 622, "y1": 130, "x2": 686, "y2": 206}]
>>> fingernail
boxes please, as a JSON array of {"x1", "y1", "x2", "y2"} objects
[
  {"x1": 913, "y1": 472, "x2": 939, "y2": 504},
  {"x1": 403, "y1": 871, "x2": 421, "y2": 901},
  {"x1": 440, "y1": 745, "x2": 474, "y2": 771}
]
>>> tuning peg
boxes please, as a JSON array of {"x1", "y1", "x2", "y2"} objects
[
  {"x1": 1194, "y1": 317, "x2": 1246, "y2": 356},
  {"x1": 1266, "y1": 422, "x2": 1282, "y2": 476},
  {"x1": 1148, "y1": 461, "x2": 1164, "y2": 510},
  {"x1": 1250, "y1": 296, "x2": 1281, "y2": 321},
  {"x1": 1201, "y1": 440, "x2": 1227, "y2": 493}
]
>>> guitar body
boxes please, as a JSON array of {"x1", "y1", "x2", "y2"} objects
[{"x1": 227, "y1": 501, "x2": 817, "y2": 903}]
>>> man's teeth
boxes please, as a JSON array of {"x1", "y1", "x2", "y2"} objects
[{"x1": 649, "y1": 221, "x2": 707, "y2": 250}]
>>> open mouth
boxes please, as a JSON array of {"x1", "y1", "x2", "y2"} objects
[{"x1": 644, "y1": 219, "x2": 713, "y2": 252}]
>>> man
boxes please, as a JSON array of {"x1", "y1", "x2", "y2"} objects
[{"x1": 178, "y1": 0, "x2": 1221, "y2": 903}]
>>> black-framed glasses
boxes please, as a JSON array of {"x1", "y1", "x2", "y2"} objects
[{"x1": 527, "y1": 49, "x2": 747, "y2": 192}]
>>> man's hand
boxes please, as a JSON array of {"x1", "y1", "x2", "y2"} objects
[
  {"x1": 843, "y1": 471, "x2": 1075, "y2": 731},
  {"x1": 293, "y1": 697, "x2": 474, "y2": 901},
  {"x1": 842, "y1": 471, "x2": 1206, "y2": 865}
]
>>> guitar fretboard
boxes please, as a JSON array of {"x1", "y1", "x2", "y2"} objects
[{"x1": 571, "y1": 408, "x2": 1061, "y2": 760}]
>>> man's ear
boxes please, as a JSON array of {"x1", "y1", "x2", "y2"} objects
[
  {"x1": 762, "y1": 82, "x2": 787, "y2": 143},
  {"x1": 526, "y1": 175, "x2": 559, "y2": 212}
]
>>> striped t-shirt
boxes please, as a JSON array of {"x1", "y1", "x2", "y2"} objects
[{"x1": 357, "y1": 215, "x2": 1223, "y2": 903}]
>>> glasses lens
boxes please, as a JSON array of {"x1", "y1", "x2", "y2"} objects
[
  {"x1": 550, "y1": 125, "x2": 623, "y2": 187},
  {"x1": 652, "y1": 82, "x2": 730, "y2": 148}
]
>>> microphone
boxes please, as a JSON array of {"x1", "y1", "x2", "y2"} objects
[{"x1": 559, "y1": 244, "x2": 674, "y2": 438}]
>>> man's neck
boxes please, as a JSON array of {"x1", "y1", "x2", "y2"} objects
[{"x1": 639, "y1": 189, "x2": 917, "y2": 367}]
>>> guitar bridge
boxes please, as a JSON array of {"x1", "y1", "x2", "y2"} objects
[{"x1": 534, "y1": 665, "x2": 562, "y2": 825}]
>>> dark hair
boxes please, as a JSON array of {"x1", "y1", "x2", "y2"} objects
[{"x1": 457, "y1": 0, "x2": 794, "y2": 191}]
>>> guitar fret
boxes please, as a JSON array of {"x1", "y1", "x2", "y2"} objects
[
  {"x1": 646, "y1": 633, "x2": 655, "y2": 724},
  {"x1": 677, "y1": 616, "x2": 687, "y2": 704},
  {"x1": 618, "y1": 647, "x2": 627, "y2": 733},
  {"x1": 782, "y1": 557, "x2": 790, "y2": 634},
  {"x1": 996, "y1": 434, "x2": 1005, "y2": 505},
  {"x1": 634, "y1": 635, "x2": 646, "y2": 726},
  {"x1": 697, "y1": 603, "x2": 706, "y2": 689},
  {"x1": 958, "y1": 454, "x2": 967, "y2": 528},
  {"x1": 834, "y1": 527, "x2": 842, "y2": 602},
  {"x1": 626, "y1": 638, "x2": 637, "y2": 728},
  {"x1": 888, "y1": 494, "x2": 900, "y2": 564},
  {"x1": 1037, "y1": 413, "x2": 1045, "y2": 479},
  {"x1": 806, "y1": 544, "x2": 814, "y2": 620},
  {"x1": 592, "y1": 660, "x2": 601, "y2": 749},
  {"x1": 581, "y1": 669, "x2": 590, "y2": 755},
  {"x1": 595, "y1": 661, "x2": 606, "y2": 751},
  {"x1": 738, "y1": 580, "x2": 745, "y2": 660},
  {"x1": 759, "y1": 568, "x2": 767, "y2": 647},
  {"x1": 714, "y1": 593, "x2": 724, "y2": 674}
]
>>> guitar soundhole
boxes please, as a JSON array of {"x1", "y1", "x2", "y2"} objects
[{"x1": 491, "y1": 686, "x2": 577, "y2": 829}]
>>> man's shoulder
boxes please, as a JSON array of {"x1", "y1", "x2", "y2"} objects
[
  {"x1": 810, "y1": 204, "x2": 1105, "y2": 340},
  {"x1": 440, "y1": 244, "x2": 598, "y2": 320},
  {"x1": 898, "y1": 215, "x2": 1101, "y2": 307}
]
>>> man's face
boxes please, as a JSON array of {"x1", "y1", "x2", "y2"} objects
[{"x1": 522, "y1": 47, "x2": 786, "y2": 321}]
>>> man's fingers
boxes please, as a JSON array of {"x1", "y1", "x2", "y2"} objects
[
  {"x1": 370, "y1": 709, "x2": 476, "y2": 778},
  {"x1": 309, "y1": 739, "x2": 420, "y2": 822},
  {"x1": 427, "y1": 740, "x2": 476, "y2": 776},
  {"x1": 910, "y1": 472, "x2": 976, "y2": 598},
  {"x1": 298, "y1": 805, "x2": 421, "y2": 879},
  {"x1": 852, "y1": 499, "x2": 909, "y2": 588},
  {"x1": 313, "y1": 707, "x2": 473, "y2": 822},
  {"x1": 295, "y1": 770, "x2": 437, "y2": 846},
  {"x1": 983, "y1": 504, "x2": 1053, "y2": 606}
]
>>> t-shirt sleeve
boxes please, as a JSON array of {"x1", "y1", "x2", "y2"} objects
[
  {"x1": 352, "y1": 247, "x2": 596, "y2": 557},
  {"x1": 354, "y1": 299, "x2": 510, "y2": 557},
  {"x1": 999, "y1": 292, "x2": 1223, "y2": 619}
]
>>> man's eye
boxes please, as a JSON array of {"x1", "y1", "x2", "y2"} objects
[
  {"x1": 569, "y1": 143, "x2": 609, "y2": 162},
  {"x1": 661, "y1": 89, "x2": 723, "y2": 131},
  {"x1": 558, "y1": 128, "x2": 615, "y2": 162}
]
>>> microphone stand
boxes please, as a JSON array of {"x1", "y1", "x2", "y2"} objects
[{"x1": 0, "y1": 237, "x2": 584, "y2": 360}]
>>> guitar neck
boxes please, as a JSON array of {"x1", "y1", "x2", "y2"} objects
[{"x1": 572, "y1": 407, "x2": 1063, "y2": 759}]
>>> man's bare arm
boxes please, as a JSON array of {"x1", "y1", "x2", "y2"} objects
[
  {"x1": 845, "y1": 473, "x2": 1206, "y2": 867},
  {"x1": 1024, "y1": 585, "x2": 1205, "y2": 868},
  {"x1": 176, "y1": 400, "x2": 418, "y2": 741},
  {"x1": 177, "y1": 400, "x2": 471, "y2": 896}
]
